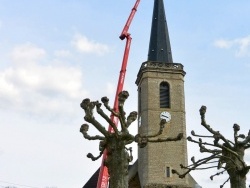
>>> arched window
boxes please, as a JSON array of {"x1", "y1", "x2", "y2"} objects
[{"x1": 160, "y1": 82, "x2": 170, "y2": 108}]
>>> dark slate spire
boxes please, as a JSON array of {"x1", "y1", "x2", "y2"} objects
[{"x1": 148, "y1": 0, "x2": 173, "y2": 63}]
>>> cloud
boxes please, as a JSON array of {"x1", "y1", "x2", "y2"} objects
[
  {"x1": 0, "y1": 43, "x2": 88, "y2": 118},
  {"x1": 0, "y1": 68, "x2": 20, "y2": 101},
  {"x1": 235, "y1": 36, "x2": 250, "y2": 57},
  {"x1": 214, "y1": 39, "x2": 233, "y2": 49},
  {"x1": 214, "y1": 35, "x2": 250, "y2": 57},
  {"x1": 54, "y1": 50, "x2": 72, "y2": 58},
  {"x1": 10, "y1": 43, "x2": 46, "y2": 64},
  {"x1": 72, "y1": 34, "x2": 111, "y2": 55},
  {"x1": 7, "y1": 65, "x2": 85, "y2": 99}
]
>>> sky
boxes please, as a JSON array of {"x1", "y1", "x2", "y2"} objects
[{"x1": 0, "y1": 0, "x2": 250, "y2": 188}]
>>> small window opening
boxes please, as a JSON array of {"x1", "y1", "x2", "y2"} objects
[
  {"x1": 166, "y1": 166, "x2": 171, "y2": 178},
  {"x1": 160, "y1": 82, "x2": 170, "y2": 108}
]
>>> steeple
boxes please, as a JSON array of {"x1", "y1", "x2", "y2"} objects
[
  {"x1": 148, "y1": 0, "x2": 173, "y2": 63},
  {"x1": 134, "y1": 1, "x2": 199, "y2": 187}
]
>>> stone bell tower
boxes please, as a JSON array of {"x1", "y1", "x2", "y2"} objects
[{"x1": 135, "y1": 0, "x2": 192, "y2": 187}]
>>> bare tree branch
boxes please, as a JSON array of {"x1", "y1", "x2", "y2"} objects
[
  {"x1": 148, "y1": 133, "x2": 183, "y2": 143},
  {"x1": 246, "y1": 165, "x2": 250, "y2": 171},
  {"x1": 233, "y1": 124, "x2": 240, "y2": 148},
  {"x1": 95, "y1": 101, "x2": 119, "y2": 135},
  {"x1": 210, "y1": 169, "x2": 227, "y2": 180},
  {"x1": 220, "y1": 177, "x2": 230, "y2": 188},
  {"x1": 101, "y1": 96, "x2": 119, "y2": 117},
  {"x1": 191, "y1": 130, "x2": 214, "y2": 138},
  {"x1": 87, "y1": 150, "x2": 104, "y2": 161},
  {"x1": 187, "y1": 136, "x2": 222, "y2": 154},
  {"x1": 84, "y1": 116, "x2": 109, "y2": 137},
  {"x1": 81, "y1": 99, "x2": 109, "y2": 137},
  {"x1": 173, "y1": 152, "x2": 221, "y2": 178},
  {"x1": 118, "y1": 91, "x2": 129, "y2": 132},
  {"x1": 80, "y1": 124, "x2": 105, "y2": 140},
  {"x1": 174, "y1": 106, "x2": 250, "y2": 187},
  {"x1": 239, "y1": 129, "x2": 250, "y2": 146},
  {"x1": 146, "y1": 119, "x2": 167, "y2": 138},
  {"x1": 126, "y1": 111, "x2": 137, "y2": 128},
  {"x1": 200, "y1": 106, "x2": 233, "y2": 149}
]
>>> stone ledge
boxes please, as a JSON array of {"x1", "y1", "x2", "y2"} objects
[{"x1": 136, "y1": 61, "x2": 186, "y2": 85}]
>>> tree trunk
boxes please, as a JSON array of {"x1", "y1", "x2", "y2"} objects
[
  {"x1": 225, "y1": 145, "x2": 247, "y2": 188},
  {"x1": 230, "y1": 174, "x2": 246, "y2": 188},
  {"x1": 106, "y1": 137, "x2": 130, "y2": 188}
]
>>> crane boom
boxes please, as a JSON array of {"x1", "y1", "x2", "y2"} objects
[
  {"x1": 96, "y1": 1, "x2": 140, "y2": 188},
  {"x1": 119, "y1": 0, "x2": 140, "y2": 40}
]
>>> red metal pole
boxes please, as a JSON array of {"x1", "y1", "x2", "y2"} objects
[
  {"x1": 120, "y1": 0, "x2": 140, "y2": 40},
  {"x1": 96, "y1": 36, "x2": 132, "y2": 188}
]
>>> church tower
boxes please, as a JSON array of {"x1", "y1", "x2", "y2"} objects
[{"x1": 135, "y1": 0, "x2": 190, "y2": 187}]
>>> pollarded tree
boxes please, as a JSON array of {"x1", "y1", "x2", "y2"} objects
[
  {"x1": 172, "y1": 106, "x2": 250, "y2": 188},
  {"x1": 80, "y1": 91, "x2": 183, "y2": 188}
]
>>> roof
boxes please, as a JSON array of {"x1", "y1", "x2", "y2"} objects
[
  {"x1": 82, "y1": 164, "x2": 137, "y2": 188},
  {"x1": 82, "y1": 168, "x2": 100, "y2": 188},
  {"x1": 147, "y1": 0, "x2": 173, "y2": 63}
]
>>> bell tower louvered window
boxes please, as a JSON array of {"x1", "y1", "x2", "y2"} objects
[{"x1": 160, "y1": 82, "x2": 170, "y2": 108}]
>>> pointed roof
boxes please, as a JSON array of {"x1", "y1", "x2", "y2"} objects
[{"x1": 148, "y1": 0, "x2": 173, "y2": 63}]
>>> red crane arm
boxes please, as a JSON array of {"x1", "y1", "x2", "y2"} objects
[
  {"x1": 96, "y1": 1, "x2": 140, "y2": 188},
  {"x1": 119, "y1": 0, "x2": 140, "y2": 40},
  {"x1": 96, "y1": 36, "x2": 132, "y2": 188}
]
